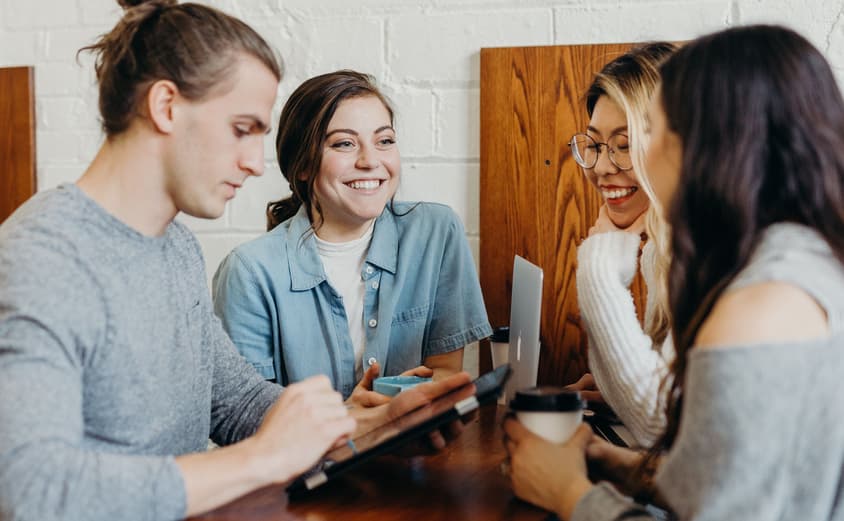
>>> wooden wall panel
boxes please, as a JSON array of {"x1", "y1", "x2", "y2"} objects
[
  {"x1": 0, "y1": 66, "x2": 37, "y2": 224},
  {"x1": 480, "y1": 44, "x2": 646, "y2": 386}
]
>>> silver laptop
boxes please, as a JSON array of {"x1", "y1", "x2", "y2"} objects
[{"x1": 505, "y1": 255, "x2": 544, "y2": 401}]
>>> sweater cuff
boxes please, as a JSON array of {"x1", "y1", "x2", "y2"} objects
[
  {"x1": 571, "y1": 482, "x2": 651, "y2": 521},
  {"x1": 577, "y1": 232, "x2": 641, "y2": 287},
  {"x1": 155, "y1": 456, "x2": 188, "y2": 520}
]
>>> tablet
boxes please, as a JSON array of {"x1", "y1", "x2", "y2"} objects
[{"x1": 286, "y1": 364, "x2": 512, "y2": 497}]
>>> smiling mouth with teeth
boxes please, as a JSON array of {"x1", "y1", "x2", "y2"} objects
[
  {"x1": 347, "y1": 179, "x2": 383, "y2": 190},
  {"x1": 601, "y1": 186, "x2": 638, "y2": 200}
]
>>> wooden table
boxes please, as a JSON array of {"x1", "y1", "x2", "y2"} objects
[{"x1": 192, "y1": 405, "x2": 551, "y2": 521}]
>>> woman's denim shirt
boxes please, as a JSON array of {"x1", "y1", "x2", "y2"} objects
[{"x1": 212, "y1": 202, "x2": 492, "y2": 398}]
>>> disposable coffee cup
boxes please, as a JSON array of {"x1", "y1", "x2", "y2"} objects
[
  {"x1": 490, "y1": 326, "x2": 510, "y2": 369},
  {"x1": 510, "y1": 387, "x2": 585, "y2": 444},
  {"x1": 489, "y1": 326, "x2": 510, "y2": 405}
]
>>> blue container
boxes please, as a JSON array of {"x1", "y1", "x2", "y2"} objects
[{"x1": 372, "y1": 375, "x2": 432, "y2": 396}]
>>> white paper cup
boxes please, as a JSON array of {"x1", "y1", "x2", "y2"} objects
[
  {"x1": 510, "y1": 387, "x2": 585, "y2": 443},
  {"x1": 491, "y1": 341, "x2": 508, "y2": 369},
  {"x1": 489, "y1": 327, "x2": 510, "y2": 404}
]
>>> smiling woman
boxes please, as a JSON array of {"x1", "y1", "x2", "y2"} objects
[
  {"x1": 212, "y1": 70, "x2": 492, "y2": 404},
  {"x1": 569, "y1": 42, "x2": 677, "y2": 447}
]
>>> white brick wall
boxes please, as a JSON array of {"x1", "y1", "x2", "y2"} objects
[{"x1": 3, "y1": 0, "x2": 844, "y2": 376}]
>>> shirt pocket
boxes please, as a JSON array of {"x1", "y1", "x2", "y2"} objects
[
  {"x1": 392, "y1": 303, "x2": 430, "y2": 325},
  {"x1": 388, "y1": 303, "x2": 430, "y2": 371}
]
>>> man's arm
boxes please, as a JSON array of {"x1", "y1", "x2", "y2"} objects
[{"x1": 177, "y1": 376, "x2": 355, "y2": 516}]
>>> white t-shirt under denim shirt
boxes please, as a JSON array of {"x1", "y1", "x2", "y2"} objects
[
  {"x1": 213, "y1": 202, "x2": 493, "y2": 399},
  {"x1": 315, "y1": 223, "x2": 374, "y2": 381}
]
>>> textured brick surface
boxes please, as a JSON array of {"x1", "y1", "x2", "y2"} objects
[
  {"x1": 2, "y1": 0, "x2": 842, "y2": 308},
  {"x1": 553, "y1": 1, "x2": 732, "y2": 43}
]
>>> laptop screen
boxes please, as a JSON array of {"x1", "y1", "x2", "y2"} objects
[{"x1": 506, "y1": 255, "x2": 543, "y2": 401}]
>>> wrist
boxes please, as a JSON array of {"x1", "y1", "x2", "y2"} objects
[
  {"x1": 557, "y1": 476, "x2": 593, "y2": 521},
  {"x1": 349, "y1": 403, "x2": 383, "y2": 435},
  {"x1": 236, "y1": 435, "x2": 292, "y2": 489}
]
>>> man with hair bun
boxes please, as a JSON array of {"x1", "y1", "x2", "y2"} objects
[{"x1": 0, "y1": 2, "x2": 470, "y2": 519}]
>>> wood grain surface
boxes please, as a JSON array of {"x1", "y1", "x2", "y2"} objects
[
  {"x1": 0, "y1": 66, "x2": 36, "y2": 224},
  {"x1": 479, "y1": 44, "x2": 647, "y2": 385},
  {"x1": 190, "y1": 405, "x2": 548, "y2": 521}
]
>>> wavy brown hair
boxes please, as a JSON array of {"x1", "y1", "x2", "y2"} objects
[
  {"x1": 643, "y1": 25, "x2": 844, "y2": 494},
  {"x1": 266, "y1": 70, "x2": 395, "y2": 231},
  {"x1": 80, "y1": 0, "x2": 281, "y2": 137}
]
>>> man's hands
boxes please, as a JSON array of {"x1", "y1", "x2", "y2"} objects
[
  {"x1": 249, "y1": 375, "x2": 356, "y2": 485},
  {"x1": 177, "y1": 376, "x2": 355, "y2": 516}
]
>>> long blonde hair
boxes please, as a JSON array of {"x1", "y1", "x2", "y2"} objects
[{"x1": 584, "y1": 42, "x2": 677, "y2": 347}]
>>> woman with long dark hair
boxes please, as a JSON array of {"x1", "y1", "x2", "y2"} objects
[{"x1": 505, "y1": 25, "x2": 844, "y2": 520}]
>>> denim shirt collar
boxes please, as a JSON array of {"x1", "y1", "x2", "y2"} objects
[{"x1": 285, "y1": 205, "x2": 398, "y2": 291}]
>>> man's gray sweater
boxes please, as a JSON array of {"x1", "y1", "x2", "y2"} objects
[{"x1": 0, "y1": 184, "x2": 282, "y2": 520}]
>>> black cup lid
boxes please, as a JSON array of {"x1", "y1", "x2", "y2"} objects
[
  {"x1": 509, "y1": 387, "x2": 584, "y2": 412},
  {"x1": 490, "y1": 326, "x2": 510, "y2": 343}
]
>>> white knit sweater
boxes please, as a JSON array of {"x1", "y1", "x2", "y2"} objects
[{"x1": 576, "y1": 231, "x2": 674, "y2": 446}]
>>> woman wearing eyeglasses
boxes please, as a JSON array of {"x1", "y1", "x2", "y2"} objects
[
  {"x1": 505, "y1": 25, "x2": 844, "y2": 521},
  {"x1": 566, "y1": 42, "x2": 677, "y2": 447}
]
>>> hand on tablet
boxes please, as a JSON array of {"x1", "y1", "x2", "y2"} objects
[
  {"x1": 388, "y1": 372, "x2": 475, "y2": 453},
  {"x1": 251, "y1": 375, "x2": 356, "y2": 485}
]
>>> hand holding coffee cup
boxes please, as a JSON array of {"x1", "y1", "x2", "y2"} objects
[{"x1": 509, "y1": 387, "x2": 585, "y2": 443}]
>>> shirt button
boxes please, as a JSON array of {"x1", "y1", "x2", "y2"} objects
[
  {"x1": 368, "y1": 357, "x2": 377, "y2": 366},
  {"x1": 368, "y1": 318, "x2": 378, "y2": 328},
  {"x1": 371, "y1": 281, "x2": 379, "y2": 290},
  {"x1": 365, "y1": 266, "x2": 374, "y2": 275}
]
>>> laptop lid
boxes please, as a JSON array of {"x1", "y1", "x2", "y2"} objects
[{"x1": 506, "y1": 255, "x2": 544, "y2": 401}]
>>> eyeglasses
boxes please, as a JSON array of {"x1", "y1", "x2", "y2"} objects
[{"x1": 568, "y1": 133, "x2": 633, "y2": 171}]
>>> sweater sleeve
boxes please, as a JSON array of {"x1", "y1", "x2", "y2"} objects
[
  {"x1": 0, "y1": 247, "x2": 186, "y2": 521},
  {"x1": 571, "y1": 483, "x2": 656, "y2": 521},
  {"x1": 576, "y1": 232, "x2": 669, "y2": 446},
  {"x1": 206, "y1": 308, "x2": 282, "y2": 446}
]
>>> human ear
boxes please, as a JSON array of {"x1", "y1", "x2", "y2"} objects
[{"x1": 146, "y1": 79, "x2": 179, "y2": 134}]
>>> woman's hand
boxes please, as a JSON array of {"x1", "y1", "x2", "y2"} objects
[
  {"x1": 585, "y1": 437, "x2": 662, "y2": 505},
  {"x1": 349, "y1": 371, "x2": 474, "y2": 452},
  {"x1": 388, "y1": 371, "x2": 473, "y2": 452},
  {"x1": 588, "y1": 205, "x2": 647, "y2": 237},
  {"x1": 346, "y1": 363, "x2": 435, "y2": 408},
  {"x1": 585, "y1": 436, "x2": 642, "y2": 490},
  {"x1": 504, "y1": 419, "x2": 594, "y2": 520},
  {"x1": 565, "y1": 373, "x2": 603, "y2": 404}
]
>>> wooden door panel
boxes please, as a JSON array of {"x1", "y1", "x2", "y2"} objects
[
  {"x1": 0, "y1": 66, "x2": 36, "y2": 223},
  {"x1": 480, "y1": 44, "x2": 645, "y2": 386}
]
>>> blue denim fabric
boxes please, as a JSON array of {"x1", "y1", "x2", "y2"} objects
[{"x1": 212, "y1": 202, "x2": 492, "y2": 398}]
